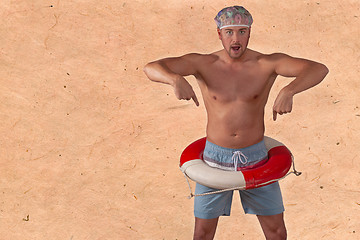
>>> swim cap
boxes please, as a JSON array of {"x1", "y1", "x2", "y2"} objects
[{"x1": 214, "y1": 6, "x2": 253, "y2": 29}]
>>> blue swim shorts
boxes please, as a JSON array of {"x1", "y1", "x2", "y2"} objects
[{"x1": 194, "y1": 139, "x2": 285, "y2": 219}]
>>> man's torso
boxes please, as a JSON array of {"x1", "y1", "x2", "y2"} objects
[{"x1": 192, "y1": 49, "x2": 278, "y2": 148}]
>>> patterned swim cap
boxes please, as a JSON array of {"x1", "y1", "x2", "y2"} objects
[{"x1": 214, "y1": 6, "x2": 253, "y2": 29}]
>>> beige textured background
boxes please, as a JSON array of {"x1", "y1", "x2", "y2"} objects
[{"x1": 0, "y1": 0, "x2": 359, "y2": 239}]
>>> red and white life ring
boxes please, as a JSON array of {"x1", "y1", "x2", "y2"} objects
[{"x1": 180, "y1": 136, "x2": 293, "y2": 190}]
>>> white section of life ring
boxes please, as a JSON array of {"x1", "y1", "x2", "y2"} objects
[{"x1": 180, "y1": 159, "x2": 246, "y2": 189}]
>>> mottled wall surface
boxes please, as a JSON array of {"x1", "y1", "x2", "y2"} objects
[{"x1": 0, "y1": 0, "x2": 359, "y2": 239}]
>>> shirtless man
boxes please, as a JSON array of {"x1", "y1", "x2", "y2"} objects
[{"x1": 144, "y1": 6, "x2": 328, "y2": 240}]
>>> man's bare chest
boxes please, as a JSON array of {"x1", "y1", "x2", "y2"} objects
[{"x1": 198, "y1": 65, "x2": 273, "y2": 102}]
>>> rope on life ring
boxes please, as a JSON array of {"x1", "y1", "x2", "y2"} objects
[{"x1": 179, "y1": 136, "x2": 301, "y2": 198}]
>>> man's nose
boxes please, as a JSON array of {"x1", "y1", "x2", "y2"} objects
[
  {"x1": 231, "y1": 34, "x2": 241, "y2": 43},
  {"x1": 231, "y1": 32, "x2": 241, "y2": 42}
]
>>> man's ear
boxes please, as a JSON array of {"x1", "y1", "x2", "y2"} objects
[{"x1": 217, "y1": 28, "x2": 222, "y2": 40}]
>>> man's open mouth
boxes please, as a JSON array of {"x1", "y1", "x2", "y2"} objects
[{"x1": 231, "y1": 46, "x2": 241, "y2": 51}]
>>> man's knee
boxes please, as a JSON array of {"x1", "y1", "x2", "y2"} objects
[
  {"x1": 265, "y1": 225, "x2": 287, "y2": 240},
  {"x1": 257, "y1": 213, "x2": 287, "y2": 240},
  {"x1": 193, "y1": 231, "x2": 212, "y2": 240},
  {"x1": 193, "y1": 217, "x2": 218, "y2": 240}
]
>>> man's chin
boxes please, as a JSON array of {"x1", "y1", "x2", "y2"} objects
[
  {"x1": 229, "y1": 52, "x2": 243, "y2": 59},
  {"x1": 226, "y1": 49, "x2": 243, "y2": 59}
]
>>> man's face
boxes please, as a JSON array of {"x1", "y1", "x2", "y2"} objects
[{"x1": 217, "y1": 26, "x2": 251, "y2": 59}]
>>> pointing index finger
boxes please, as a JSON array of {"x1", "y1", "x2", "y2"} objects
[
  {"x1": 192, "y1": 94, "x2": 199, "y2": 106},
  {"x1": 273, "y1": 110, "x2": 277, "y2": 121}
]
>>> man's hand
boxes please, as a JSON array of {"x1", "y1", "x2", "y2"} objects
[
  {"x1": 272, "y1": 88, "x2": 293, "y2": 121},
  {"x1": 173, "y1": 76, "x2": 199, "y2": 106}
]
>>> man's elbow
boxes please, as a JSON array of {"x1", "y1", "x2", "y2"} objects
[
  {"x1": 143, "y1": 62, "x2": 155, "y2": 81},
  {"x1": 319, "y1": 63, "x2": 329, "y2": 77},
  {"x1": 143, "y1": 62, "x2": 151, "y2": 75},
  {"x1": 313, "y1": 62, "x2": 329, "y2": 83}
]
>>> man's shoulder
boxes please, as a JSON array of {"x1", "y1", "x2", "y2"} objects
[
  {"x1": 245, "y1": 50, "x2": 288, "y2": 72},
  {"x1": 257, "y1": 52, "x2": 291, "y2": 62},
  {"x1": 182, "y1": 52, "x2": 219, "y2": 65},
  {"x1": 255, "y1": 52, "x2": 300, "y2": 75},
  {"x1": 250, "y1": 52, "x2": 290, "y2": 68},
  {"x1": 185, "y1": 52, "x2": 219, "y2": 60}
]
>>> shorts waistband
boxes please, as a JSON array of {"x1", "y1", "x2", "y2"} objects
[
  {"x1": 204, "y1": 139, "x2": 266, "y2": 156},
  {"x1": 203, "y1": 139, "x2": 268, "y2": 171}
]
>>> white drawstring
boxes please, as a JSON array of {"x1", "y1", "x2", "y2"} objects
[{"x1": 232, "y1": 151, "x2": 248, "y2": 171}]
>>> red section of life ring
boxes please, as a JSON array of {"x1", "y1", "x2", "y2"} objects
[
  {"x1": 180, "y1": 138, "x2": 206, "y2": 167},
  {"x1": 180, "y1": 137, "x2": 293, "y2": 190}
]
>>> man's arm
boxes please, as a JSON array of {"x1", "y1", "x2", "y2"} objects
[
  {"x1": 270, "y1": 53, "x2": 329, "y2": 120},
  {"x1": 143, "y1": 54, "x2": 201, "y2": 106}
]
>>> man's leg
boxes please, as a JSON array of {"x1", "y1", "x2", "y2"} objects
[
  {"x1": 193, "y1": 183, "x2": 233, "y2": 239},
  {"x1": 193, "y1": 217, "x2": 219, "y2": 240},
  {"x1": 257, "y1": 213, "x2": 287, "y2": 240}
]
